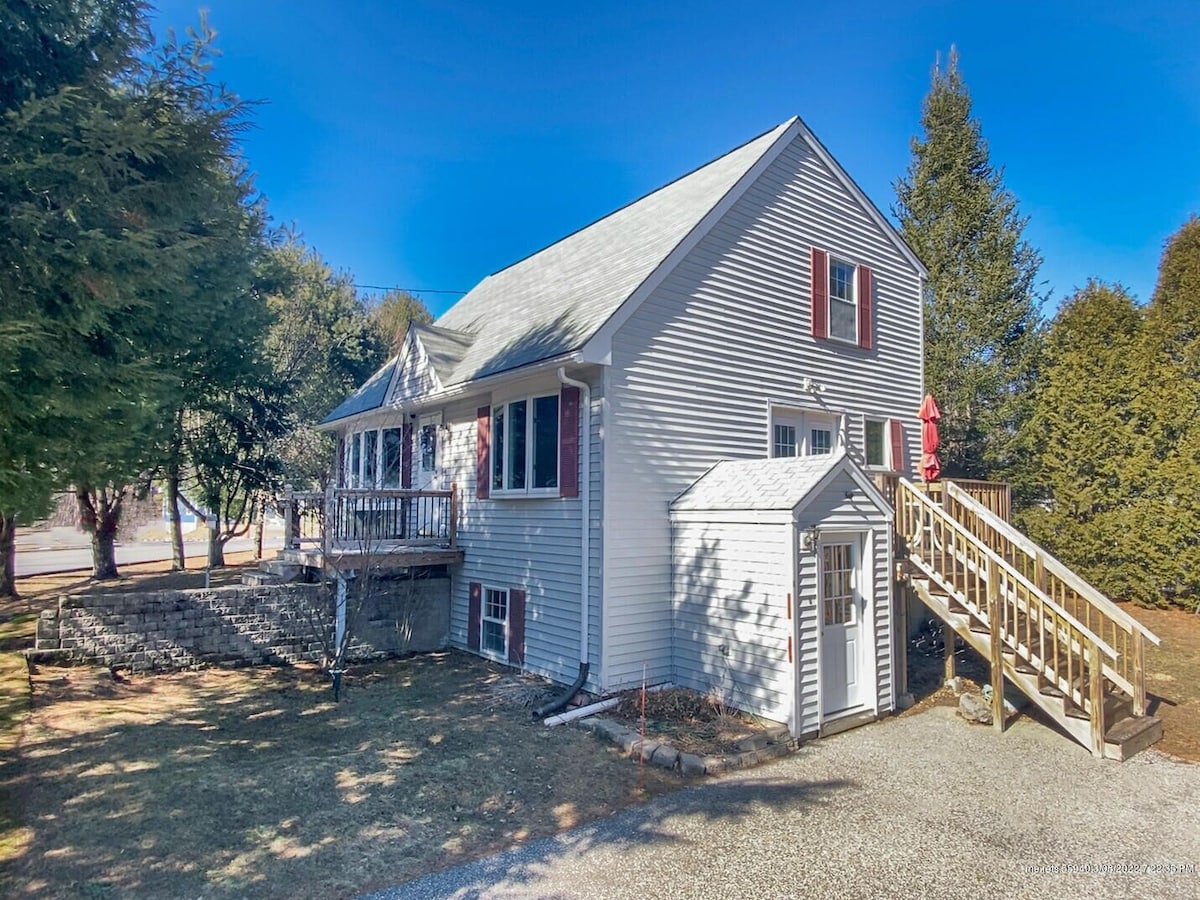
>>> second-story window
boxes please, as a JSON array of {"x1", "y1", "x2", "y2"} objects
[{"x1": 828, "y1": 258, "x2": 858, "y2": 343}]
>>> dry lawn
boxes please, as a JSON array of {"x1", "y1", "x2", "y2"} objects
[
  {"x1": 0, "y1": 560, "x2": 681, "y2": 899},
  {"x1": 2, "y1": 654, "x2": 680, "y2": 899}
]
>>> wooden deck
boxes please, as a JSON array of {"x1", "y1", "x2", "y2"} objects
[
  {"x1": 894, "y1": 476, "x2": 1162, "y2": 761},
  {"x1": 279, "y1": 485, "x2": 462, "y2": 573}
]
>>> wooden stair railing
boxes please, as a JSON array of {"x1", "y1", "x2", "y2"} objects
[
  {"x1": 939, "y1": 480, "x2": 1161, "y2": 716},
  {"x1": 895, "y1": 477, "x2": 1159, "y2": 759}
]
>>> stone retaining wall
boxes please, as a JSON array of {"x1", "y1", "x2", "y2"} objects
[{"x1": 34, "y1": 576, "x2": 450, "y2": 671}]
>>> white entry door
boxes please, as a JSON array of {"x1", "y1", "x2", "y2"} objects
[{"x1": 819, "y1": 539, "x2": 868, "y2": 716}]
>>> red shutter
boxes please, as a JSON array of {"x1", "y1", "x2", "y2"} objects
[
  {"x1": 476, "y1": 406, "x2": 490, "y2": 500},
  {"x1": 508, "y1": 588, "x2": 526, "y2": 666},
  {"x1": 401, "y1": 422, "x2": 413, "y2": 488},
  {"x1": 558, "y1": 386, "x2": 580, "y2": 499},
  {"x1": 858, "y1": 265, "x2": 874, "y2": 350},
  {"x1": 468, "y1": 582, "x2": 482, "y2": 652},
  {"x1": 889, "y1": 419, "x2": 905, "y2": 474},
  {"x1": 811, "y1": 247, "x2": 828, "y2": 339}
]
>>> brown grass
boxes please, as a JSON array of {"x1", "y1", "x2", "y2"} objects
[{"x1": 0, "y1": 558, "x2": 683, "y2": 899}]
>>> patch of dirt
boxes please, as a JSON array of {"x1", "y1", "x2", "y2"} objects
[
  {"x1": 605, "y1": 687, "x2": 776, "y2": 757},
  {"x1": 900, "y1": 643, "x2": 991, "y2": 717},
  {"x1": 0, "y1": 652, "x2": 683, "y2": 899},
  {"x1": 1127, "y1": 605, "x2": 1200, "y2": 762}
]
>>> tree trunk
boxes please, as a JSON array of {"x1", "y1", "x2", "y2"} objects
[
  {"x1": 207, "y1": 525, "x2": 225, "y2": 569},
  {"x1": 166, "y1": 469, "x2": 186, "y2": 571},
  {"x1": 78, "y1": 485, "x2": 123, "y2": 580},
  {"x1": 0, "y1": 514, "x2": 18, "y2": 600},
  {"x1": 254, "y1": 506, "x2": 264, "y2": 561}
]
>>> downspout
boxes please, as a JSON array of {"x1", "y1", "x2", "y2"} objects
[{"x1": 534, "y1": 368, "x2": 592, "y2": 719}]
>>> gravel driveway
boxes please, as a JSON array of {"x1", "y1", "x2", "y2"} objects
[{"x1": 363, "y1": 707, "x2": 1200, "y2": 899}]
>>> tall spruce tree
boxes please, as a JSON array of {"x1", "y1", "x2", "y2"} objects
[
  {"x1": 894, "y1": 48, "x2": 1045, "y2": 493},
  {"x1": 1018, "y1": 282, "x2": 1145, "y2": 600},
  {"x1": 0, "y1": 8, "x2": 269, "y2": 584},
  {"x1": 1123, "y1": 217, "x2": 1200, "y2": 608}
]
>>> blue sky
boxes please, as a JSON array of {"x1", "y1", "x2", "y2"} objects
[{"x1": 151, "y1": 0, "x2": 1199, "y2": 318}]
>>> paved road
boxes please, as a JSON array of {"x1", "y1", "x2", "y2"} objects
[
  {"x1": 14, "y1": 536, "x2": 277, "y2": 576},
  {"x1": 363, "y1": 707, "x2": 1200, "y2": 900}
]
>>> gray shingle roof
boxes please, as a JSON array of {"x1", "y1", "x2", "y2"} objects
[
  {"x1": 433, "y1": 119, "x2": 795, "y2": 386},
  {"x1": 412, "y1": 323, "x2": 474, "y2": 383},
  {"x1": 318, "y1": 357, "x2": 395, "y2": 426},
  {"x1": 671, "y1": 454, "x2": 845, "y2": 511}
]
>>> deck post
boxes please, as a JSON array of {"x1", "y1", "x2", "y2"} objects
[
  {"x1": 1088, "y1": 639, "x2": 1106, "y2": 758},
  {"x1": 943, "y1": 619, "x2": 956, "y2": 682},
  {"x1": 986, "y1": 556, "x2": 1004, "y2": 733},
  {"x1": 896, "y1": 575, "x2": 909, "y2": 699},
  {"x1": 448, "y1": 482, "x2": 459, "y2": 549},
  {"x1": 1132, "y1": 631, "x2": 1146, "y2": 717}
]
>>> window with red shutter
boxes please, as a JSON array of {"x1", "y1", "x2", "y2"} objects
[
  {"x1": 858, "y1": 265, "x2": 874, "y2": 350},
  {"x1": 467, "y1": 582, "x2": 482, "y2": 651},
  {"x1": 475, "y1": 407, "x2": 490, "y2": 500},
  {"x1": 889, "y1": 419, "x2": 905, "y2": 474},
  {"x1": 507, "y1": 589, "x2": 526, "y2": 666},
  {"x1": 558, "y1": 386, "x2": 580, "y2": 499},
  {"x1": 811, "y1": 247, "x2": 829, "y2": 339}
]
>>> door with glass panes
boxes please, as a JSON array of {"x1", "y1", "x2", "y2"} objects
[{"x1": 818, "y1": 536, "x2": 868, "y2": 716}]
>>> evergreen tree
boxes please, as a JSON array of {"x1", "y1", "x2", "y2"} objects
[
  {"x1": 0, "y1": 9, "x2": 268, "y2": 583},
  {"x1": 260, "y1": 240, "x2": 389, "y2": 488},
  {"x1": 372, "y1": 288, "x2": 433, "y2": 354},
  {"x1": 1123, "y1": 217, "x2": 1200, "y2": 608},
  {"x1": 894, "y1": 47, "x2": 1045, "y2": 493},
  {"x1": 1019, "y1": 282, "x2": 1145, "y2": 599}
]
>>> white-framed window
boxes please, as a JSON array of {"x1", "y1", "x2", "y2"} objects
[
  {"x1": 481, "y1": 587, "x2": 509, "y2": 659},
  {"x1": 821, "y1": 542, "x2": 857, "y2": 626},
  {"x1": 345, "y1": 427, "x2": 406, "y2": 488},
  {"x1": 864, "y1": 419, "x2": 886, "y2": 468},
  {"x1": 381, "y1": 427, "x2": 404, "y2": 487},
  {"x1": 828, "y1": 257, "x2": 858, "y2": 343},
  {"x1": 773, "y1": 423, "x2": 797, "y2": 458},
  {"x1": 771, "y1": 408, "x2": 840, "y2": 458},
  {"x1": 419, "y1": 423, "x2": 436, "y2": 471},
  {"x1": 491, "y1": 394, "x2": 559, "y2": 494}
]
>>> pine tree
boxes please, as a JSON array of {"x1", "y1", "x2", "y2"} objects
[
  {"x1": 1122, "y1": 217, "x2": 1200, "y2": 608},
  {"x1": 894, "y1": 48, "x2": 1045, "y2": 493},
  {"x1": 1018, "y1": 282, "x2": 1145, "y2": 600}
]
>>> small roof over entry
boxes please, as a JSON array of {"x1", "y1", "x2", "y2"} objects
[{"x1": 670, "y1": 451, "x2": 892, "y2": 518}]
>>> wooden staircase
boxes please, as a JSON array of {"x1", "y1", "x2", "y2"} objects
[{"x1": 895, "y1": 478, "x2": 1162, "y2": 761}]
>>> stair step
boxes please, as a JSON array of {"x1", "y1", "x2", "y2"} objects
[
  {"x1": 1064, "y1": 702, "x2": 1090, "y2": 721},
  {"x1": 1105, "y1": 716, "x2": 1163, "y2": 762},
  {"x1": 261, "y1": 560, "x2": 303, "y2": 579},
  {"x1": 241, "y1": 571, "x2": 283, "y2": 587}
]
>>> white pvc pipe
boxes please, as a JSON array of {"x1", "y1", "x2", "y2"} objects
[
  {"x1": 543, "y1": 696, "x2": 619, "y2": 727},
  {"x1": 557, "y1": 368, "x2": 591, "y2": 669}
]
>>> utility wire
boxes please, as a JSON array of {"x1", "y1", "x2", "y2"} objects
[{"x1": 352, "y1": 283, "x2": 468, "y2": 295}]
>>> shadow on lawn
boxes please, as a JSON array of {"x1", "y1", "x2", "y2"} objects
[{"x1": 0, "y1": 651, "x2": 841, "y2": 899}]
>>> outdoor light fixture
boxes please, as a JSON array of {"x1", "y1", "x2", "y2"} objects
[
  {"x1": 800, "y1": 376, "x2": 825, "y2": 394},
  {"x1": 800, "y1": 526, "x2": 820, "y2": 552}
]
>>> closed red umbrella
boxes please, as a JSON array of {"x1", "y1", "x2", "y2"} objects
[{"x1": 918, "y1": 394, "x2": 941, "y2": 482}]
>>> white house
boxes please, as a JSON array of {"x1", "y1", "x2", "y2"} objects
[{"x1": 317, "y1": 116, "x2": 927, "y2": 739}]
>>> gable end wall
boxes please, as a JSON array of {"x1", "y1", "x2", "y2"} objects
[{"x1": 603, "y1": 131, "x2": 920, "y2": 690}]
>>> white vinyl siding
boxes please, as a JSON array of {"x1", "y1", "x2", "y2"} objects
[
  {"x1": 438, "y1": 373, "x2": 604, "y2": 690},
  {"x1": 672, "y1": 519, "x2": 793, "y2": 724},
  {"x1": 603, "y1": 131, "x2": 921, "y2": 690}
]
